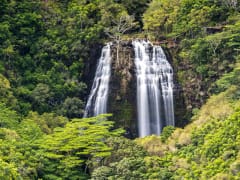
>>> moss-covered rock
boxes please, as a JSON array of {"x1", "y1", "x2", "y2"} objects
[{"x1": 108, "y1": 41, "x2": 137, "y2": 138}]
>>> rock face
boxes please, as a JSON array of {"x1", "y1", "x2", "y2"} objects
[
  {"x1": 108, "y1": 41, "x2": 138, "y2": 138},
  {"x1": 83, "y1": 43, "x2": 103, "y2": 95},
  {"x1": 163, "y1": 47, "x2": 188, "y2": 127},
  {"x1": 108, "y1": 41, "x2": 187, "y2": 137}
]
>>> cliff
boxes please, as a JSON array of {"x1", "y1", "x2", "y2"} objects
[
  {"x1": 108, "y1": 41, "x2": 138, "y2": 138},
  {"x1": 107, "y1": 41, "x2": 186, "y2": 137}
]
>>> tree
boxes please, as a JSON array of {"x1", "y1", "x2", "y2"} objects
[
  {"x1": 143, "y1": 0, "x2": 180, "y2": 36},
  {"x1": 0, "y1": 74, "x2": 17, "y2": 107},
  {"x1": 207, "y1": 34, "x2": 222, "y2": 58},
  {"x1": 104, "y1": 14, "x2": 136, "y2": 42},
  {"x1": 0, "y1": 103, "x2": 19, "y2": 129},
  {"x1": 222, "y1": 0, "x2": 238, "y2": 9},
  {"x1": 31, "y1": 83, "x2": 53, "y2": 113},
  {"x1": 38, "y1": 114, "x2": 124, "y2": 179},
  {"x1": 24, "y1": 111, "x2": 68, "y2": 134},
  {"x1": 116, "y1": 0, "x2": 151, "y2": 28},
  {"x1": 0, "y1": 159, "x2": 21, "y2": 179},
  {"x1": 98, "y1": 137, "x2": 147, "y2": 167},
  {"x1": 104, "y1": 14, "x2": 136, "y2": 63},
  {"x1": 60, "y1": 97, "x2": 84, "y2": 118}
]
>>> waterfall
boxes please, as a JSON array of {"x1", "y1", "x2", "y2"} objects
[
  {"x1": 84, "y1": 40, "x2": 174, "y2": 137},
  {"x1": 133, "y1": 40, "x2": 174, "y2": 137},
  {"x1": 84, "y1": 43, "x2": 111, "y2": 117}
]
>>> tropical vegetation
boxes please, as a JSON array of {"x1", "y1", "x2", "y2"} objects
[{"x1": 0, "y1": 0, "x2": 240, "y2": 179}]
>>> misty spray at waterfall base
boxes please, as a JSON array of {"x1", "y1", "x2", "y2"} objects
[{"x1": 84, "y1": 40, "x2": 175, "y2": 137}]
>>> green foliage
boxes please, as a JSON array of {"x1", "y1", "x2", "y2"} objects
[
  {"x1": 0, "y1": 74, "x2": 17, "y2": 108},
  {"x1": 0, "y1": 1, "x2": 130, "y2": 179},
  {"x1": 174, "y1": 108, "x2": 240, "y2": 179},
  {"x1": 143, "y1": 0, "x2": 232, "y2": 38},
  {"x1": 116, "y1": 0, "x2": 150, "y2": 28},
  {"x1": 129, "y1": 89, "x2": 240, "y2": 179},
  {"x1": 143, "y1": 0, "x2": 179, "y2": 36},
  {"x1": 92, "y1": 137, "x2": 147, "y2": 179},
  {"x1": 38, "y1": 114, "x2": 124, "y2": 179},
  {"x1": 101, "y1": 137, "x2": 147, "y2": 166},
  {"x1": 0, "y1": 158, "x2": 21, "y2": 180},
  {"x1": 92, "y1": 153, "x2": 173, "y2": 179},
  {"x1": 0, "y1": 0, "x2": 128, "y2": 118},
  {"x1": 0, "y1": 113, "x2": 44, "y2": 179},
  {"x1": 19, "y1": 111, "x2": 68, "y2": 135},
  {"x1": 92, "y1": 135, "x2": 176, "y2": 179},
  {"x1": 161, "y1": 126, "x2": 175, "y2": 142},
  {"x1": 213, "y1": 62, "x2": 240, "y2": 94},
  {"x1": 0, "y1": 113, "x2": 124, "y2": 179},
  {"x1": 0, "y1": 103, "x2": 19, "y2": 129},
  {"x1": 59, "y1": 97, "x2": 84, "y2": 118},
  {"x1": 0, "y1": 0, "x2": 240, "y2": 179}
]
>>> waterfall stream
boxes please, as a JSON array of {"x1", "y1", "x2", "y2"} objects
[
  {"x1": 84, "y1": 43, "x2": 111, "y2": 117},
  {"x1": 84, "y1": 40, "x2": 174, "y2": 137},
  {"x1": 133, "y1": 40, "x2": 174, "y2": 137}
]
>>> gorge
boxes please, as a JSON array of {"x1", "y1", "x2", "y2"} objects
[{"x1": 84, "y1": 40, "x2": 175, "y2": 137}]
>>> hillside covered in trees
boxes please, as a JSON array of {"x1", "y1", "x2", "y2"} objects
[{"x1": 0, "y1": 0, "x2": 240, "y2": 179}]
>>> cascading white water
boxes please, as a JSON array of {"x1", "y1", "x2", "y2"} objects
[
  {"x1": 133, "y1": 40, "x2": 174, "y2": 137},
  {"x1": 84, "y1": 43, "x2": 111, "y2": 117},
  {"x1": 84, "y1": 40, "x2": 174, "y2": 137}
]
